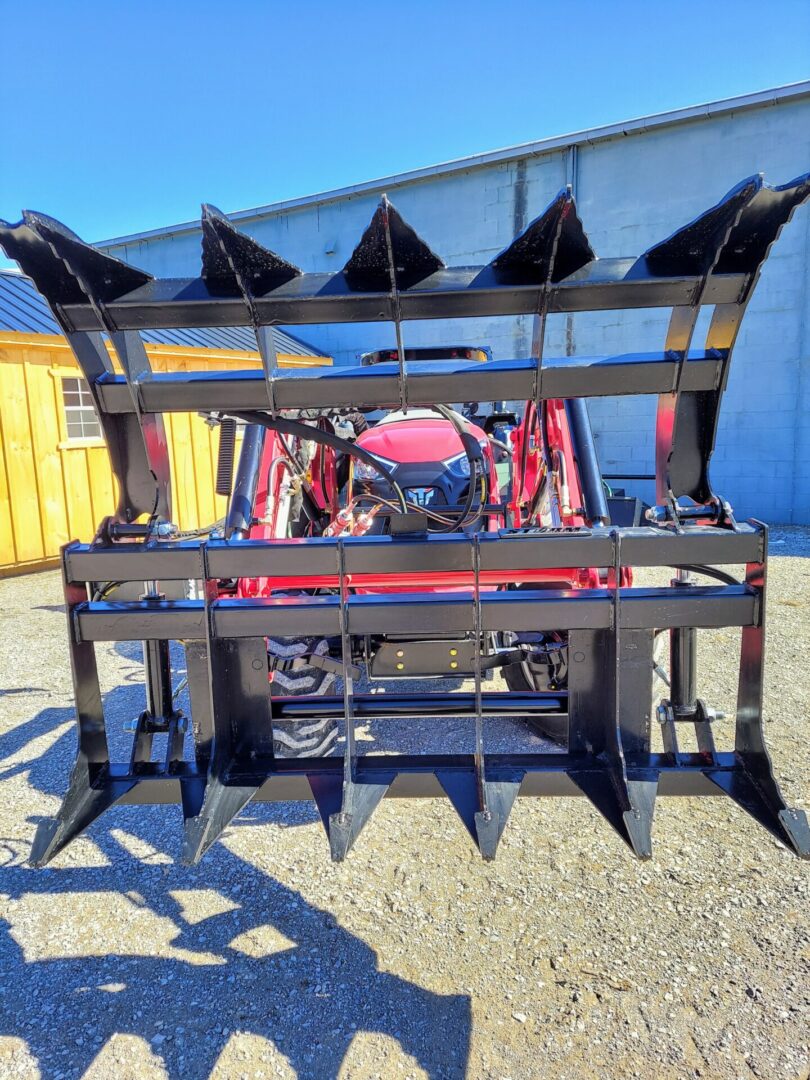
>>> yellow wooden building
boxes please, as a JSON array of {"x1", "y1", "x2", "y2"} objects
[{"x1": 0, "y1": 270, "x2": 331, "y2": 576}]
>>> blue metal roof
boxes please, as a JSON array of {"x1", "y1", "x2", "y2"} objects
[{"x1": 0, "y1": 269, "x2": 324, "y2": 357}]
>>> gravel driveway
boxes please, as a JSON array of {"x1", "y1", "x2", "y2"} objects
[{"x1": 0, "y1": 528, "x2": 808, "y2": 1079}]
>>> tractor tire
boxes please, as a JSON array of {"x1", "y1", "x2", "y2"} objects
[{"x1": 267, "y1": 635, "x2": 339, "y2": 758}]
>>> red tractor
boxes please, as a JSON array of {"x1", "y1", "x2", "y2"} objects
[{"x1": 226, "y1": 345, "x2": 620, "y2": 756}]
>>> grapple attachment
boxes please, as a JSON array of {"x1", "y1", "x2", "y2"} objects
[{"x1": 2, "y1": 172, "x2": 808, "y2": 866}]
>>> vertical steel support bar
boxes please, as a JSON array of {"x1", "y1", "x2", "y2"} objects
[
  {"x1": 530, "y1": 186, "x2": 572, "y2": 409},
  {"x1": 66, "y1": 331, "x2": 166, "y2": 523},
  {"x1": 325, "y1": 538, "x2": 393, "y2": 860},
  {"x1": 469, "y1": 533, "x2": 524, "y2": 860},
  {"x1": 380, "y1": 194, "x2": 409, "y2": 414},
  {"x1": 130, "y1": 580, "x2": 185, "y2": 773},
  {"x1": 180, "y1": 547, "x2": 263, "y2": 864},
  {"x1": 471, "y1": 535, "x2": 485, "y2": 806},
  {"x1": 567, "y1": 532, "x2": 657, "y2": 858},
  {"x1": 255, "y1": 325, "x2": 279, "y2": 416},
  {"x1": 337, "y1": 539, "x2": 355, "y2": 778},
  {"x1": 655, "y1": 303, "x2": 705, "y2": 513},
  {"x1": 701, "y1": 523, "x2": 809, "y2": 855},
  {"x1": 30, "y1": 544, "x2": 135, "y2": 866},
  {"x1": 654, "y1": 182, "x2": 759, "y2": 517},
  {"x1": 107, "y1": 330, "x2": 172, "y2": 524}
]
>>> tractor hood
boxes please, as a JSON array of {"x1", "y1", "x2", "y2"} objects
[{"x1": 356, "y1": 410, "x2": 485, "y2": 465}]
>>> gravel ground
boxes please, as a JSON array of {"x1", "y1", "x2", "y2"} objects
[{"x1": 0, "y1": 529, "x2": 808, "y2": 1080}]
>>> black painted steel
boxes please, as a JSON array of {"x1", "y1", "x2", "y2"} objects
[
  {"x1": 3, "y1": 176, "x2": 808, "y2": 866},
  {"x1": 225, "y1": 424, "x2": 265, "y2": 538},
  {"x1": 564, "y1": 398, "x2": 609, "y2": 525}
]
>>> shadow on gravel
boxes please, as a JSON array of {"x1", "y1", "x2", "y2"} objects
[{"x1": 0, "y1": 695, "x2": 472, "y2": 1079}]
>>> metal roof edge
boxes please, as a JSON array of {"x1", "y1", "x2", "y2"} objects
[{"x1": 97, "y1": 81, "x2": 810, "y2": 249}]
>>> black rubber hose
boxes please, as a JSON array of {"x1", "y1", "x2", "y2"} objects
[
  {"x1": 667, "y1": 564, "x2": 742, "y2": 586},
  {"x1": 228, "y1": 411, "x2": 408, "y2": 513},
  {"x1": 430, "y1": 405, "x2": 484, "y2": 532}
]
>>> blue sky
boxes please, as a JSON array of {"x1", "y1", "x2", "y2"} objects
[{"x1": 1, "y1": 0, "x2": 808, "y2": 258}]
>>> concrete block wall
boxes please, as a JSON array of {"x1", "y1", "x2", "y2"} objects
[{"x1": 105, "y1": 95, "x2": 810, "y2": 522}]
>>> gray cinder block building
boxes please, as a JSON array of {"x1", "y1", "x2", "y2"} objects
[{"x1": 100, "y1": 83, "x2": 810, "y2": 522}]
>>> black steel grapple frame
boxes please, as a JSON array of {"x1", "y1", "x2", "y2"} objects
[{"x1": 1, "y1": 172, "x2": 809, "y2": 866}]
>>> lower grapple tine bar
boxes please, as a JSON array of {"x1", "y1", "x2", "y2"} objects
[
  {"x1": 569, "y1": 531, "x2": 657, "y2": 858},
  {"x1": 326, "y1": 539, "x2": 391, "y2": 860},
  {"x1": 706, "y1": 530, "x2": 810, "y2": 857},
  {"x1": 470, "y1": 535, "x2": 522, "y2": 859},
  {"x1": 180, "y1": 559, "x2": 260, "y2": 865}
]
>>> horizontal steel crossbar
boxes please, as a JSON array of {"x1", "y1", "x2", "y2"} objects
[
  {"x1": 63, "y1": 523, "x2": 764, "y2": 582},
  {"x1": 106, "y1": 752, "x2": 743, "y2": 804},
  {"x1": 94, "y1": 350, "x2": 726, "y2": 413},
  {"x1": 55, "y1": 266, "x2": 747, "y2": 328},
  {"x1": 74, "y1": 585, "x2": 757, "y2": 641}
]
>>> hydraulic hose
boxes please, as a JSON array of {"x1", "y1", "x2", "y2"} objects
[
  {"x1": 667, "y1": 564, "x2": 742, "y2": 586},
  {"x1": 228, "y1": 411, "x2": 408, "y2": 513},
  {"x1": 429, "y1": 405, "x2": 485, "y2": 533}
]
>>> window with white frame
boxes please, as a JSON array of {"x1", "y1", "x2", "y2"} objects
[{"x1": 61, "y1": 376, "x2": 102, "y2": 440}]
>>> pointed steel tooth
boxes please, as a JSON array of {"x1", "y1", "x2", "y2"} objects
[
  {"x1": 490, "y1": 187, "x2": 595, "y2": 285},
  {"x1": 435, "y1": 769, "x2": 480, "y2": 847},
  {"x1": 568, "y1": 767, "x2": 657, "y2": 860},
  {"x1": 21, "y1": 210, "x2": 152, "y2": 303},
  {"x1": 309, "y1": 773, "x2": 394, "y2": 860},
  {"x1": 714, "y1": 171, "x2": 810, "y2": 276},
  {"x1": 343, "y1": 196, "x2": 444, "y2": 291},
  {"x1": 436, "y1": 769, "x2": 523, "y2": 859},
  {"x1": 327, "y1": 779, "x2": 392, "y2": 862},
  {"x1": 474, "y1": 775, "x2": 524, "y2": 861},
  {"x1": 633, "y1": 174, "x2": 762, "y2": 278},
  {"x1": 308, "y1": 772, "x2": 345, "y2": 837},
  {"x1": 30, "y1": 761, "x2": 136, "y2": 867},
  {"x1": 201, "y1": 203, "x2": 300, "y2": 296},
  {"x1": 180, "y1": 774, "x2": 259, "y2": 865},
  {"x1": 705, "y1": 765, "x2": 810, "y2": 858}
]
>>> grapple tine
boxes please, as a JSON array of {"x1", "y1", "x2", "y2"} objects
[
  {"x1": 631, "y1": 174, "x2": 762, "y2": 278},
  {"x1": 343, "y1": 196, "x2": 444, "y2": 290},
  {"x1": 489, "y1": 186, "x2": 595, "y2": 284},
  {"x1": 201, "y1": 203, "x2": 301, "y2": 295},
  {"x1": 180, "y1": 774, "x2": 260, "y2": 865},
  {"x1": 704, "y1": 767, "x2": 810, "y2": 858},
  {"x1": 567, "y1": 767, "x2": 656, "y2": 860},
  {"x1": 20, "y1": 210, "x2": 153, "y2": 301},
  {"x1": 474, "y1": 775, "x2": 524, "y2": 861},
  {"x1": 435, "y1": 769, "x2": 481, "y2": 847},
  {"x1": 434, "y1": 770, "x2": 524, "y2": 860},
  {"x1": 30, "y1": 761, "x2": 136, "y2": 867},
  {"x1": 327, "y1": 777, "x2": 394, "y2": 862},
  {"x1": 715, "y1": 171, "x2": 810, "y2": 277},
  {"x1": 308, "y1": 773, "x2": 345, "y2": 835}
]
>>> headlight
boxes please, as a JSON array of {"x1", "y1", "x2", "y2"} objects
[
  {"x1": 443, "y1": 451, "x2": 471, "y2": 477},
  {"x1": 353, "y1": 454, "x2": 397, "y2": 482}
]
